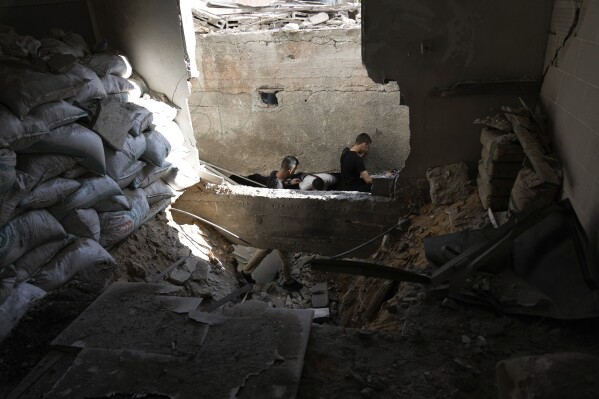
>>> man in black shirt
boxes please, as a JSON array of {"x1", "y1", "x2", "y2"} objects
[{"x1": 340, "y1": 133, "x2": 373, "y2": 192}]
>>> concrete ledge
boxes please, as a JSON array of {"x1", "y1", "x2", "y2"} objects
[{"x1": 172, "y1": 183, "x2": 408, "y2": 256}]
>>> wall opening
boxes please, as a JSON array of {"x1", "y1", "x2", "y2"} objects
[{"x1": 258, "y1": 89, "x2": 280, "y2": 107}]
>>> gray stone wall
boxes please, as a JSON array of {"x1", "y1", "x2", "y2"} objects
[
  {"x1": 190, "y1": 28, "x2": 410, "y2": 175},
  {"x1": 540, "y1": 0, "x2": 599, "y2": 250}
]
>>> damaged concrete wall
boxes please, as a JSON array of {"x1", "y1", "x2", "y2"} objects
[
  {"x1": 540, "y1": 0, "x2": 599, "y2": 250},
  {"x1": 88, "y1": 0, "x2": 199, "y2": 167},
  {"x1": 361, "y1": 0, "x2": 553, "y2": 179},
  {"x1": 172, "y1": 183, "x2": 407, "y2": 256},
  {"x1": 0, "y1": 0, "x2": 93, "y2": 43},
  {"x1": 190, "y1": 28, "x2": 410, "y2": 175}
]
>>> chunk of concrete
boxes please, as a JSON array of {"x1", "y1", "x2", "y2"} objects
[
  {"x1": 308, "y1": 12, "x2": 329, "y2": 25},
  {"x1": 283, "y1": 23, "x2": 300, "y2": 31},
  {"x1": 197, "y1": 165, "x2": 224, "y2": 185},
  {"x1": 371, "y1": 174, "x2": 399, "y2": 197},
  {"x1": 311, "y1": 282, "x2": 327, "y2": 295},
  {"x1": 190, "y1": 259, "x2": 211, "y2": 281},
  {"x1": 312, "y1": 307, "x2": 330, "y2": 323},
  {"x1": 311, "y1": 282, "x2": 329, "y2": 308},
  {"x1": 426, "y1": 162, "x2": 470, "y2": 206},
  {"x1": 496, "y1": 352, "x2": 599, "y2": 399},
  {"x1": 168, "y1": 258, "x2": 197, "y2": 285}
]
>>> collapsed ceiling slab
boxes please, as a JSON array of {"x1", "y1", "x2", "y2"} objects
[{"x1": 171, "y1": 183, "x2": 409, "y2": 256}]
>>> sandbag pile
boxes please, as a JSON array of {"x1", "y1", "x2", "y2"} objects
[
  {"x1": 0, "y1": 25, "x2": 191, "y2": 338},
  {"x1": 475, "y1": 120, "x2": 524, "y2": 211},
  {"x1": 474, "y1": 111, "x2": 562, "y2": 213}
]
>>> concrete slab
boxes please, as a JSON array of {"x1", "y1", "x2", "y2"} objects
[
  {"x1": 36, "y1": 282, "x2": 314, "y2": 399},
  {"x1": 173, "y1": 183, "x2": 408, "y2": 256},
  {"x1": 51, "y1": 282, "x2": 208, "y2": 354}
]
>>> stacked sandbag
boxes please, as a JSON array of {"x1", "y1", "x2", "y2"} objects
[
  {"x1": 0, "y1": 26, "x2": 189, "y2": 339},
  {"x1": 508, "y1": 166, "x2": 561, "y2": 213},
  {"x1": 475, "y1": 120, "x2": 525, "y2": 211}
]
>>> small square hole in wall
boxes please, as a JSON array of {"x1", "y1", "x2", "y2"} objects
[
  {"x1": 260, "y1": 92, "x2": 278, "y2": 106},
  {"x1": 258, "y1": 88, "x2": 283, "y2": 108}
]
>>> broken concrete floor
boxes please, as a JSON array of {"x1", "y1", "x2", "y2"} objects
[{"x1": 2, "y1": 192, "x2": 599, "y2": 398}]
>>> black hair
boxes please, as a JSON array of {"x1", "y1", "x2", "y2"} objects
[
  {"x1": 355, "y1": 133, "x2": 372, "y2": 145},
  {"x1": 312, "y1": 176, "x2": 325, "y2": 190},
  {"x1": 281, "y1": 155, "x2": 299, "y2": 170}
]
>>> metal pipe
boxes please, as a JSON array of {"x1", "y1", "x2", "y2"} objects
[
  {"x1": 199, "y1": 160, "x2": 267, "y2": 188},
  {"x1": 170, "y1": 207, "x2": 253, "y2": 246}
]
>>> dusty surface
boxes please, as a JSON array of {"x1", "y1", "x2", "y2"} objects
[{"x1": 2, "y1": 189, "x2": 599, "y2": 398}]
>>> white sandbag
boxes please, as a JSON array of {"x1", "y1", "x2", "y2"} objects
[
  {"x1": 39, "y1": 37, "x2": 85, "y2": 58},
  {"x1": 125, "y1": 103, "x2": 153, "y2": 136},
  {"x1": 80, "y1": 53, "x2": 132, "y2": 78},
  {"x1": 19, "y1": 177, "x2": 81, "y2": 209},
  {"x1": 0, "y1": 209, "x2": 67, "y2": 268},
  {"x1": 162, "y1": 158, "x2": 199, "y2": 191},
  {"x1": 117, "y1": 160, "x2": 145, "y2": 189},
  {"x1": 61, "y1": 209, "x2": 100, "y2": 241},
  {"x1": 16, "y1": 154, "x2": 77, "y2": 186},
  {"x1": 92, "y1": 195, "x2": 130, "y2": 212},
  {"x1": 0, "y1": 283, "x2": 46, "y2": 342},
  {"x1": 61, "y1": 32, "x2": 90, "y2": 57},
  {"x1": 141, "y1": 130, "x2": 171, "y2": 166},
  {"x1": 88, "y1": 96, "x2": 132, "y2": 150},
  {"x1": 131, "y1": 94, "x2": 178, "y2": 122},
  {"x1": 104, "y1": 134, "x2": 146, "y2": 180},
  {"x1": 154, "y1": 120, "x2": 185, "y2": 151},
  {"x1": 0, "y1": 65, "x2": 86, "y2": 117},
  {"x1": 49, "y1": 176, "x2": 123, "y2": 220},
  {"x1": 0, "y1": 171, "x2": 36, "y2": 226},
  {"x1": 126, "y1": 72, "x2": 148, "y2": 99},
  {"x1": 0, "y1": 33, "x2": 40, "y2": 58},
  {"x1": 132, "y1": 162, "x2": 171, "y2": 189},
  {"x1": 99, "y1": 188, "x2": 149, "y2": 247},
  {"x1": 25, "y1": 124, "x2": 106, "y2": 175},
  {"x1": 0, "y1": 147, "x2": 16, "y2": 195},
  {"x1": 31, "y1": 238, "x2": 115, "y2": 292},
  {"x1": 100, "y1": 74, "x2": 134, "y2": 95},
  {"x1": 0, "y1": 104, "x2": 50, "y2": 151},
  {"x1": 61, "y1": 165, "x2": 89, "y2": 179},
  {"x1": 107, "y1": 93, "x2": 130, "y2": 103},
  {"x1": 29, "y1": 100, "x2": 88, "y2": 130},
  {"x1": 0, "y1": 265, "x2": 16, "y2": 305},
  {"x1": 13, "y1": 235, "x2": 75, "y2": 284},
  {"x1": 68, "y1": 63, "x2": 107, "y2": 103},
  {"x1": 143, "y1": 180, "x2": 175, "y2": 205}
]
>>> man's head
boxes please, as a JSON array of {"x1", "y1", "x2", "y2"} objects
[
  {"x1": 311, "y1": 176, "x2": 325, "y2": 190},
  {"x1": 354, "y1": 133, "x2": 372, "y2": 155},
  {"x1": 280, "y1": 155, "x2": 299, "y2": 177}
]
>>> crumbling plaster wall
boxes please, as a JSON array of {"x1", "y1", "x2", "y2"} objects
[
  {"x1": 361, "y1": 0, "x2": 553, "y2": 179},
  {"x1": 539, "y1": 0, "x2": 599, "y2": 250},
  {"x1": 189, "y1": 28, "x2": 410, "y2": 176}
]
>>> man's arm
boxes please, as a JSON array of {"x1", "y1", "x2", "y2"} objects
[{"x1": 360, "y1": 170, "x2": 372, "y2": 184}]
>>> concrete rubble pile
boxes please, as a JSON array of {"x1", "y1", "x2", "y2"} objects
[
  {"x1": 0, "y1": 25, "x2": 196, "y2": 340},
  {"x1": 191, "y1": 0, "x2": 360, "y2": 32}
]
